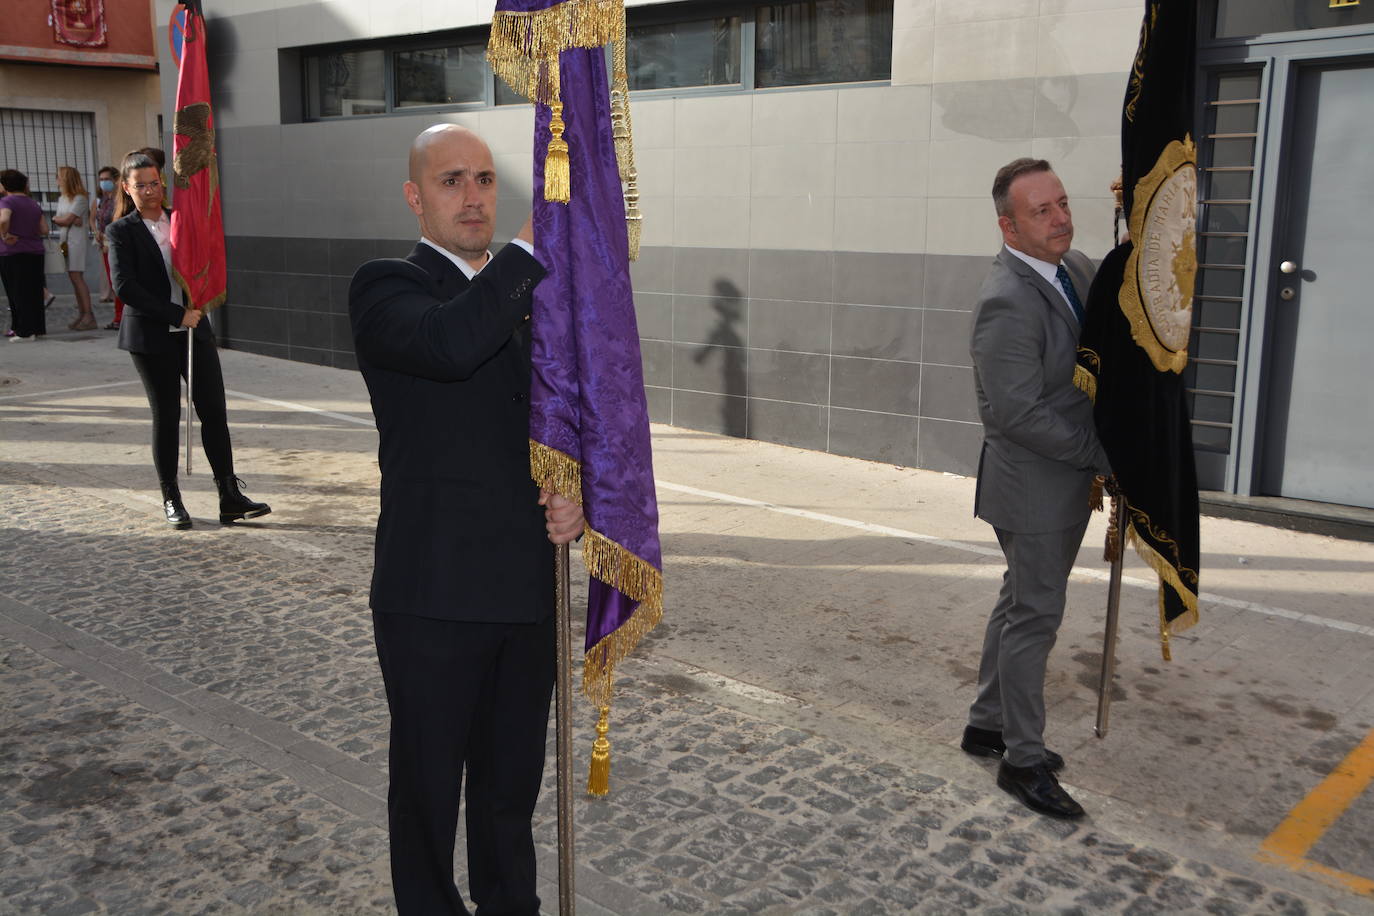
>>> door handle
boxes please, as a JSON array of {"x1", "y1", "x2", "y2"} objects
[{"x1": 1280, "y1": 260, "x2": 1299, "y2": 274}]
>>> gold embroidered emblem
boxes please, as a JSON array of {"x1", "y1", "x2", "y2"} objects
[
  {"x1": 1121, "y1": 135, "x2": 1197, "y2": 373},
  {"x1": 172, "y1": 101, "x2": 219, "y2": 215}
]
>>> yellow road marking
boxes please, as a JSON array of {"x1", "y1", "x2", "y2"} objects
[{"x1": 1259, "y1": 727, "x2": 1374, "y2": 896}]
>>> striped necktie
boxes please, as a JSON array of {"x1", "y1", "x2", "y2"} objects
[{"x1": 1055, "y1": 264, "x2": 1085, "y2": 325}]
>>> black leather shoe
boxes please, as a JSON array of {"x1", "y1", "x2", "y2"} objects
[
  {"x1": 159, "y1": 481, "x2": 192, "y2": 530},
  {"x1": 997, "y1": 760, "x2": 1085, "y2": 819},
  {"x1": 215, "y1": 475, "x2": 271, "y2": 524},
  {"x1": 962, "y1": 725, "x2": 1064, "y2": 772}
]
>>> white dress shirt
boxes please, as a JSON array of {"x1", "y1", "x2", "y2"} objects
[
  {"x1": 420, "y1": 237, "x2": 535, "y2": 281},
  {"x1": 1004, "y1": 243, "x2": 1074, "y2": 312}
]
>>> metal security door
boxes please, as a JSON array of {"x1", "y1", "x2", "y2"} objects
[{"x1": 1259, "y1": 60, "x2": 1374, "y2": 508}]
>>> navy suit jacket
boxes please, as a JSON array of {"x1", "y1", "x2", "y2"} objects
[
  {"x1": 107, "y1": 209, "x2": 213, "y2": 354},
  {"x1": 350, "y1": 241, "x2": 552, "y2": 623}
]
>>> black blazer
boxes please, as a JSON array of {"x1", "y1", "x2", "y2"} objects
[
  {"x1": 350, "y1": 241, "x2": 551, "y2": 623},
  {"x1": 107, "y1": 208, "x2": 212, "y2": 354}
]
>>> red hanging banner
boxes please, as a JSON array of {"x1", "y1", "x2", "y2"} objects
[{"x1": 51, "y1": 0, "x2": 108, "y2": 48}]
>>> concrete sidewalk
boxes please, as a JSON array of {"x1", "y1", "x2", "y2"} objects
[{"x1": 2, "y1": 331, "x2": 1373, "y2": 914}]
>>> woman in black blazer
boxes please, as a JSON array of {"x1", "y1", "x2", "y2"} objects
[{"x1": 106, "y1": 150, "x2": 270, "y2": 529}]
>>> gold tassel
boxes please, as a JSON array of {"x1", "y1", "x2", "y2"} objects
[
  {"x1": 587, "y1": 705, "x2": 611, "y2": 796},
  {"x1": 545, "y1": 100, "x2": 571, "y2": 204},
  {"x1": 1089, "y1": 475, "x2": 1104, "y2": 512},
  {"x1": 624, "y1": 168, "x2": 641, "y2": 262}
]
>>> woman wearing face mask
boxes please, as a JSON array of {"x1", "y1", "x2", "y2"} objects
[
  {"x1": 93, "y1": 166, "x2": 125, "y2": 328},
  {"x1": 106, "y1": 150, "x2": 271, "y2": 529},
  {"x1": 53, "y1": 165, "x2": 98, "y2": 330}
]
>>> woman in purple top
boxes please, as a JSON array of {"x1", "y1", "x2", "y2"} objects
[{"x1": 0, "y1": 169, "x2": 50, "y2": 341}]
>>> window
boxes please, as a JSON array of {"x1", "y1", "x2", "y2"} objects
[
  {"x1": 754, "y1": 0, "x2": 893, "y2": 89},
  {"x1": 294, "y1": 1, "x2": 894, "y2": 121},
  {"x1": 305, "y1": 49, "x2": 385, "y2": 118},
  {"x1": 395, "y1": 43, "x2": 488, "y2": 108},
  {"x1": 627, "y1": 16, "x2": 742, "y2": 90},
  {"x1": 1212, "y1": 0, "x2": 1374, "y2": 39}
]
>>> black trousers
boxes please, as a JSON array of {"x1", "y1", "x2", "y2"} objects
[
  {"x1": 373, "y1": 610, "x2": 555, "y2": 916},
  {"x1": 0, "y1": 252, "x2": 46, "y2": 337},
  {"x1": 128, "y1": 335, "x2": 234, "y2": 483}
]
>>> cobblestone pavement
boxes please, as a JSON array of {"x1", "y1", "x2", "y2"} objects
[{"x1": 2, "y1": 340, "x2": 1371, "y2": 914}]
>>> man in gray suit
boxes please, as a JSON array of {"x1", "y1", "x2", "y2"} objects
[{"x1": 962, "y1": 158, "x2": 1110, "y2": 819}]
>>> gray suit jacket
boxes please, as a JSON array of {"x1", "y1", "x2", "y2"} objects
[{"x1": 971, "y1": 247, "x2": 1109, "y2": 534}]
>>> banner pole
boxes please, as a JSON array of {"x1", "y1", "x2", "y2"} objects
[
  {"x1": 184, "y1": 328, "x2": 195, "y2": 475},
  {"x1": 1094, "y1": 492, "x2": 1128, "y2": 738},
  {"x1": 555, "y1": 541, "x2": 576, "y2": 915}
]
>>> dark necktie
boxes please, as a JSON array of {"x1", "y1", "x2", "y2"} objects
[{"x1": 1055, "y1": 264, "x2": 1085, "y2": 325}]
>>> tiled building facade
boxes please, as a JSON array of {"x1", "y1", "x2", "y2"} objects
[{"x1": 192, "y1": 0, "x2": 1140, "y2": 478}]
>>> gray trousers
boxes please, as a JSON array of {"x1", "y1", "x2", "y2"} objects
[{"x1": 968, "y1": 518, "x2": 1090, "y2": 767}]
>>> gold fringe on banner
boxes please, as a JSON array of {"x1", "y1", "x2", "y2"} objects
[
  {"x1": 1123, "y1": 510, "x2": 1199, "y2": 661},
  {"x1": 529, "y1": 439, "x2": 583, "y2": 506},
  {"x1": 528, "y1": 436, "x2": 665, "y2": 794},
  {"x1": 488, "y1": 0, "x2": 625, "y2": 104},
  {"x1": 1073, "y1": 365, "x2": 1097, "y2": 403},
  {"x1": 1074, "y1": 346, "x2": 1100, "y2": 402}
]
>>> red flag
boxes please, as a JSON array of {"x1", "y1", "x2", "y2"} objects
[{"x1": 169, "y1": 0, "x2": 226, "y2": 311}]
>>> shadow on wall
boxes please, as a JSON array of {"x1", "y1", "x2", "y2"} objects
[{"x1": 694, "y1": 279, "x2": 745, "y2": 437}]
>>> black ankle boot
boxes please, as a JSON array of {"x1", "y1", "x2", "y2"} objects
[
  {"x1": 160, "y1": 481, "x2": 192, "y2": 530},
  {"x1": 215, "y1": 475, "x2": 271, "y2": 524}
]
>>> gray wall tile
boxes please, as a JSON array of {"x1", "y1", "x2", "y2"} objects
[
  {"x1": 640, "y1": 339, "x2": 672, "y2": 388},
  {"x1": 832, "y1": 304, "x2": 923, "y2": 362},
  {"x1": 645, "y1": 386, "x2": 671, "y2": 424},
  {"x1": 920, "y1": 364, "x2": 978, "y2": 422},
  {"x1": 1035, "y1": 73, "x2": 1132, "y2": 139},
  {"x1": 290, "y1": 309, "x2": 334, "y2": 350},
  {"x1": 330, "y1": 313, "x2": 354, "y2": 352},
  {"x1": 673, "y1": 247, "x2": 748, "y2": 298},
  {"x1": 674, "y1": 294, "x2": 745, "y2": 347},
  {"x1": 828, "y1": 408, "x2": 919, "y2": 467},
  {"x1": 932, "y1": 78, "x2": 1036, "y2": 140},
  {"x1": 283, "y1": 274, "x2": 331, "y2": 313},
  {"x1": 747, "y1": 349, "x2": 829, "y2": 405},
  {"x1": 747, "y1": 399, "x2": 827, "y2": 452},
  {"x1": 282, "y1": 238, "x2": 331, "y2": 275},
  {"x1": 834, "y1": 251, "x2": 923, "y2": 308},
  {"x1": 673, "y1": 343, "x2": 747, "y2": 397},
  {"x1": 831, "y1": 357, "x2": 921, "y2": 416},
  {"x1": 629, "y1": 245, "x2": 673, "y2": 293},
  {"x1": 748, "y1": 249, "x2": 834, "y2": 303},
  {"x1": 921, "y1": 309, "x2": 974, "y2": 367},
  {"x1": 917, "y1": 418, "x2": 982, "y2": 476},
  {"x1": 923, "y1": 253, "x2": 992, "y2": 311},
  {"x1": 634, "y1": 292, "x2": 672, "y2": 341},
  {"x1": 673, "y1": 389, "x2": 746, "y2": 438},
  {"x1": 748, "y1": 299, "x2": 832, "y2": 354},
  {"x1": 329, "y1": 238, "x2": 376, "y2": 278}
]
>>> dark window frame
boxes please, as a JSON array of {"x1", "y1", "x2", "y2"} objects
[{"x1": 290, "y1": 0, "x2": 893, "y2": 122}]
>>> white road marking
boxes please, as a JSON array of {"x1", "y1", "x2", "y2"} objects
[
  {"x1": 0, "y1": 380, "x2": 140, "y2": 401},
  {"x1": 226, "y1": 390, "x2": 375, "y2": 427},
  {"x1": 656, "y1": 481, "x2": 1374, "y2": 638},
  {"x1": 103, "y1": 389, "x2": 1372, "y2": 640}
]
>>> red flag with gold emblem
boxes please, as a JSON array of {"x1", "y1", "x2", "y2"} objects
[{"x1": 169, "y1": 0, "x2": 225, "y2": 311}]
